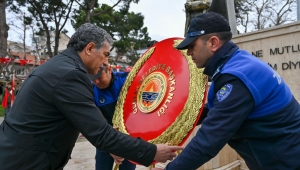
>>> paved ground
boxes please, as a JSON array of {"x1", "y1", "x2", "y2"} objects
[
  {"x1": 0, "y1": 116, "x2": 3, "y2": 123},
  {"x1": 64, "y1": 136, "x2": 168, "y2": 170}
]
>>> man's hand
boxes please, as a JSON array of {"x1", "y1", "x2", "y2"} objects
[
  {"x1": 152, "y1": 168, "x2": 164, "y2": 170},
  {"x1": 154, "y1": 144, "x2": 183, "y2": 163},
  {"x1": 110, "y1": 154, "x2": 124, "y2": 165}
]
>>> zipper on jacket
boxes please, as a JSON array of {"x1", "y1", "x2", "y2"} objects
[{"x1": 244, "y1": 139, "x2": 263, "y2": 170}]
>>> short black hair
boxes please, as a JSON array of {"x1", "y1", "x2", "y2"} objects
[
  {"x1": 215, "y1": 31, "x2": 232, "y2": 42},
  {"x1": 200, "y1": 31, "x2": 232, "y2": 45}
]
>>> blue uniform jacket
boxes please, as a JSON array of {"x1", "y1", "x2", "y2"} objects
[
  {"x1": 93, "y1": 71, "x2": 128, "y2": 125},
  {"x1": 166, "y1": 41, "x2": 300, "y2": 170}
]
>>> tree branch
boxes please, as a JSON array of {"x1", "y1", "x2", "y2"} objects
[
  {"x1": 74, "y1": 0, "x2": 85, "y2": 9},
  {"x1": 91, "y1": 0, "x2": 122, "y2": 17},
  {"x1": 59, "y1": 0, "x2": 74, "y2": 32}
]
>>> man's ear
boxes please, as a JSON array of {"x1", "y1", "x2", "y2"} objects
[
  {"x1": 209, "y1": 36, "x2": 220, "y2": 52},
  {"x1": 85, "y1": 42, "x2": 96, "y2": 55}
]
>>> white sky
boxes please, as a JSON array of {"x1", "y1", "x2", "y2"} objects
[
  {"x1": 123, "y1": 0, "x2": 187, "y2": 41},
  {"x1": 7, "y1": 0, "x2": 299, "y2": 45},
  {"x1": 65, "y1": 0, "x2": 187, "y2": 41},
  {"x1": 7, "y1": 0, "x2": 187, "y2": 44}
]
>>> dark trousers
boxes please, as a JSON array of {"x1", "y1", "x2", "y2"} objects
[{"x1": 95, "y1": 149, "x2": 136, "y2": 170}]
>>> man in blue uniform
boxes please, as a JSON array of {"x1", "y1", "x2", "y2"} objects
[
  {"x1": 154, "y1": 12, "x2": 300, "y2": 170},
  {"x1": 90, "y1": 65, "x2": 135, "y2": 170}
]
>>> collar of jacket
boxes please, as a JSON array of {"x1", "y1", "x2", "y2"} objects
[
  {"x1": 203, "y1": 40, "x2": 239, "y2": 77},
  {"x1": 60, "y1": 47, "x2": 88, "y2": 73}
]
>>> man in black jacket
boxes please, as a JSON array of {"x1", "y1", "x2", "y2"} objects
[{"x1": 0, "y1": 23, "x2": 182, "y2": 170}]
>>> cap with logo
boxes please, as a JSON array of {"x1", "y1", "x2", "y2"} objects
[{"x1": 176, "y1": 12, "x2": 231, "y2": 50}]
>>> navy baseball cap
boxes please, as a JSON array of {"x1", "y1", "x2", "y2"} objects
[{"x1": 176, "y1": 12, "x2": 231, "y2": 50}]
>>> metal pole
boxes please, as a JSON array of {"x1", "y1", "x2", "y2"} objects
[{"x1": 226, "y1": 0, "x2": 238, "y2": 35}]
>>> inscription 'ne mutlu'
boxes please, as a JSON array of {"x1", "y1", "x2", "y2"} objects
[
  {"x1": 270, "y1": 45, "x2": 300, "y2": 55},
  {"x1": 250, "y1": 44, "x2": 300, "y2": 71},
  {"x1": 251, "y1": 44, "x2": 300, "y2": 57}
]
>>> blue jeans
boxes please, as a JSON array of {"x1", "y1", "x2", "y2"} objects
[{"x1": 95, "y1": 149, "x2": 136, "y2": 170}]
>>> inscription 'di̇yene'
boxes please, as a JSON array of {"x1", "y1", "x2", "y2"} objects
[
  {"x1": 132, "y1": 63, "x2": 176, "y2": 117},
  {"x1": 250, "y1": 44, "x2": 300, "y2": 71}
]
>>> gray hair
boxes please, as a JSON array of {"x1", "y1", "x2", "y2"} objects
[{"x1": 67, "y1": 23, "x2": 114, "y2": 51}]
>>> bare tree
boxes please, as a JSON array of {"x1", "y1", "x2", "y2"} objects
[
  {"x1": 7, "y1": 12, "x2": 32, "y2": 59},
  {"x1": 235, "y1": 0, "x2": 252, "y2": 33},
  {"x1": 0, "y1": 0, "x2": 9, "y2": 57},
  {"x1": 8, "y1": 0, "x2": 74, "y2": 58},
  {"x1": 269, "y1": 0, "x2": 297, "y2": 26},
  {"x1": 5, "y1": 12, "x2": 44, "y2": 83},
  {"x1": 248, "y1": 0, "x2": 272, "y2": 30},
  {"x1": 28, "y1": 0, "x2": 74, "y2": 57},
  {"x1": 235, "y1": 0, "x2": 296, "y2": 33}
]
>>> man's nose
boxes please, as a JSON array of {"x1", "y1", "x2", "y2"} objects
[
  {"x1": 103, "y1": 57, "x2": 109, "y2": 63},
  {"x1": 103, "y1": 60, "x2": 109, "y2": 66}
]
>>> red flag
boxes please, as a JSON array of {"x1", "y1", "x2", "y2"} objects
[
  {"x1": 1, "y1": 88, "x2": 8, "y2": 108},
  {"x1": 1, "y1": 77, "x2": 14, "y2": 108}
]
